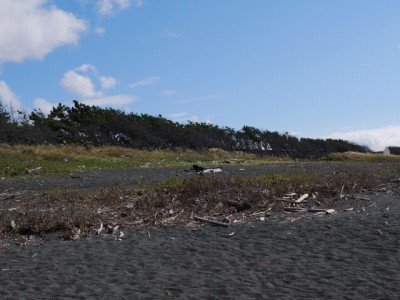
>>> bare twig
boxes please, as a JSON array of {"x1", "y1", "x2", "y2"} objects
[{"x1": 193, "y1": 216, "x2": 229, "y2": 227}]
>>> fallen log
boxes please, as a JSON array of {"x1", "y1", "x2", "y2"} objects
[{"x1": 193, "y1": 216, "x2": 230, "y2": 227}]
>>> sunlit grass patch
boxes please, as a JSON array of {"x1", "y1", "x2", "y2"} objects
[
  {"x1": 324, "y1": 151, "x2": 400, "y2": 162},
  {"x1": 0, "y1": 144, "x2": 291, "y2": 178}
]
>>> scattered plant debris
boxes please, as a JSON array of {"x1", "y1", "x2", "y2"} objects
[{"x1": 0, "y1": 165, "x2": 399, "y2": 241}]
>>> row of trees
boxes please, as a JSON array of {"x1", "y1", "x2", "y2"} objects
[{"x1": 0, "y1": 100, "x2": 369, "y2": 158}]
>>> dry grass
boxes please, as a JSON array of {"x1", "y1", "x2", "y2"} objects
[
  {"x1": 1, "y1": 166, "x2": 399, "y2": 241},
  {"x1": 0, "y1": 144, "x2": 292, "y2": 178},
  {"x1": 3, "y1": 144, "x2": 399, "y2": 178},
  {"x1": 325, "y1": 151, "x2": 400, "y2": 162}
]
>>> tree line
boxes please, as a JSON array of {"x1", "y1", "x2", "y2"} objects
[{"x1": 0, "y1": 100, "x2": 369, "y2": 158}]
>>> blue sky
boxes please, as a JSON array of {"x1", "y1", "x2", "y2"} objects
[{"x1": 0, "y1": 0, "x2": 399, "y2": 150}]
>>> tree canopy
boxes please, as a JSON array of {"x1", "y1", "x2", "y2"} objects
[{"x1": 0, "y1": 100, "x2": 369, "y2": 158}]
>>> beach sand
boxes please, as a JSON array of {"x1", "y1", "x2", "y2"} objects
[{"x1": 1, "y1": 191, "x2": 399, "y2": 299}]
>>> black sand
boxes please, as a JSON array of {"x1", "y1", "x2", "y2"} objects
[
  {"x1": 0, "y1": 161, "x2": 394, "y2": 193},
  {"x1": 1, "y1": 163, "x2": 400, "y2": 299}
]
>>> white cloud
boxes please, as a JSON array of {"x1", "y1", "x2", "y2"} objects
[
  {"x1": 60, "y1": 64, "x2": 121, "y2": 100},
  {"x1": 83, "y1": 94, "x2": 136, "y2": 106},
  {"x1": 169, "y1": 112, "x2": 212, "y2": 124},
  {"x1": 96, "y1": 0, "x2": 132, "y2": 16},
  {"x1": 60, "y1": 70, "x2": 101, "y2": 98},
  {"x1": 169, "y1": 112, "x2": 188, "y2": 120},
  {"x1": 100, "y1": 76, "x2": 118, "y2": 89},
  {"x1": 0, "y1": 81, "x2": 21, "y2": 110},
  {"x1": 94, "y1": 26, "x2": 106, "y2": 36},
  {"x1": 33, "y1": 97, "x2": 56, "y2": 115},
  {"x1": 129, "y1": 76, "x2": 159, "y2": 88},
  {"x1": 75, "y1": 64, "x2": 97, "y2": 73},
  {"x1": 135, "y1": 0, "x2": 144, "y2": 7},
  {"x1": 163, "y1": 30, "x2": 181, "y2": 38},
  {"x1": 179, "y1": 94, "x2": 217, "y2": 104},
  {"x1": 0, "y1": 1, "x2": 87, "y2": 64},
  {"x1": 190, "y1": 115, "x2": 212, "y2": 124},
  {"x1": 328, "y1": 125, "x2": 400, "y2": 151},
  {"x1": 60, "y1": 64, "x2": 132, "y2": 108},
  {"x1": 162, "y1": 90, "x2": 181, "y2": 96}
]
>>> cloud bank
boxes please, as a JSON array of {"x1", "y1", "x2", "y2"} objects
[
  {"x1": 96, "y1": 0, "x2": 140, "y2": 16},
  {"x1": 0, "y1": 1, "x2": 87, "y2": 64},
  {"x1": 60, "y1": 70, "x2": 102, "y2": 98},
  {"x1": 0, "y1": 81, "x2": 20, "y2": 110},
  {"x1": 169, "y1": 112, "x2": 212, "y2": 124},
  {"x1": 328, "y1": 125, "x2": 400, "y2": 151},
  {"x1": 60, "y1": 64, "x2": 119, "y2": 98},
  {"x1": 58, "y1": 64, "x2": 135, "y2": 108},
  {"x1": 129, "y1": 76, "x2": 159, "y2": 88},
  {"x1": 33, "y1": 98, "x2": 56, "y2": 115},
  {"x1": 83, "y1": 95, "x2": 136, "y2": 106}
]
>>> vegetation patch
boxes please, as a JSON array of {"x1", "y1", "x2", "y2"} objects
[
  {"x1": 324, "y1": 151, "x2": 400, "y2": 162},
  {"x1": 0, "y1": 144, "x2": 290, "y2": 178},
  {"x1": 1, "y1": 100, "x2": 369, "y2": 158},
  {"x1": 1, "y1": 166, "x2": 399, "y2": 241}
]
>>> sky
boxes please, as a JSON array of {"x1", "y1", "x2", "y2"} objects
[{"x1": 0, "y1": 0, "x2": 399, "y2": 151}]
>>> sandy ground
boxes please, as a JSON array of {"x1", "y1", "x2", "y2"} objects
[
  {"x1": 0, "y1": 161, "x2": 394, "y2": 193},
  {"x1": 1, "y1": 162, "x2": 400, "y2": 299}
]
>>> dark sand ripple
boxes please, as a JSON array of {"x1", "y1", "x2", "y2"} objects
[{"x1": 1, "y1": 193, "x2": 399, "y2": 299}]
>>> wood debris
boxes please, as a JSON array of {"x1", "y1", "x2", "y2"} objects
[
  {"x1": 295, "y1": 194, "x2": 309, "y2": 203},
  {"x1": 193, "y1": 216, "x2": 229, "y2": 227},
  {"x1": 282, "y1": 192, "x2": 335, "y2": 215},
  {"x1": 2, "y1": 164, "x2": 395, "y2": 241},
  {"x1": 192, "y1": 164, "x2": 223, "y2": 175}
]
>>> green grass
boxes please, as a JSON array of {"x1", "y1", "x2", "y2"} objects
[
  {"x1": 0, "y1": 144, "x2": 292, "y2": 178},
  {"x1": 324, "y1": 151, "x2": 400, "y2": 162},
  {"x1": 3, "y1": 144, "x2": 399, "y2": 179}
]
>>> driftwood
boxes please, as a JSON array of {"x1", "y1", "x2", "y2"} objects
[
  {"x1": 284, "y1": 206, "x2": 335, "y2": 214},
  {"x1": 104, "y1": 219, "x2": 143, "y2": 227},
  {"x1": 285, "y1": 192, "x2": 297, "y2": 197},
  {"x1": 284, "y1": 207, "x2": 307, "y2": 213},
  {"x1": 162, "y1": 210, "x2": 184, "y2": 223},
  {"x1": 352, "y1": 196, "x2": 370, "y2": 201},
  {"x1": 192, "y1": 165, "x2": 222, "y2": 175},
  {"x1": 250, "y1": 208, "x2": 271, "y2": 216},
  {"x1": 308, "y1": 208, "x2": 336, "y2": 214},
  {"x1": 278, "y1": 198, "x2": 308, "y2": 204},
  {"x1": 295, "y1": 193, "x2": 309, "y2": 203},
  {"x1": 193, "y1": 216, "x2": 229, "y2": 227}
]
